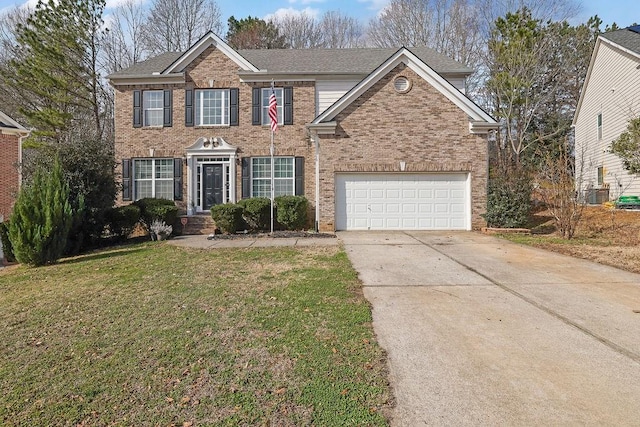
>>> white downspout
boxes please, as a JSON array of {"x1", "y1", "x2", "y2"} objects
[{"x1": 314, "y1": 133, "x2": 320, "y2": 233}]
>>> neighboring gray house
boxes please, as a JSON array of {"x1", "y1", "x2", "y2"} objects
[{"x1": 574, "y1": 26, "x2": 640, "y2": 201}]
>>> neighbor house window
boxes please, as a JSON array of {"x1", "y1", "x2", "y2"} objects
[
  {"x1": 134, "y1": 158, "x2": 174, "y2": 200},
  {"x1": 597, "y1": 166, "x2": 604, "y2": 186},
  {"x1": 143, "y1": 90, "x2": 164, "y2": 126},
  {"x1": 597, "y1": 113, "x2": 603, "y2": 140},
  {"x1": 251, "y1": 157, "x2": 294, "y2": 198},
  {"x1": 195, "y1": 89, "x2": 229, "y2": 126},
  {"x1": 261, "y1": 87, "x2": 283, "y2": 126}
]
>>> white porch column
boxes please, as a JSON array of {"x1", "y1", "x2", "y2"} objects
[{"x1": 187, "y1": 155, "x2": 195, "y2": 215}]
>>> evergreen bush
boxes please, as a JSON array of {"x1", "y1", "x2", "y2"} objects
[
  {"x1": 483, "y1": 173, "x2": 532, "y2": 228},
  {"x1": 275, "y1": 196, "x2": 308, "y2": 230},
  {"x1": 133, "y1": 198, "x2": 178, "y2": 230},
  {"x1": 8, "y1": 158, "x2": 73, "y2": 266},
  {"x1": 211, "y1": 204, "x2": 244, "y2": 234},
  {"x1": 105, "y1": 205, "x2": 141, "y2": 240},
  {"x1": 238, "y1": 197, "x2": 271, "y2": 230}
]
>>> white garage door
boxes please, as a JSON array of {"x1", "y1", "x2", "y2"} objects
[{"x1": 335, "y1": 173, "x2": 470, "y2": 230}]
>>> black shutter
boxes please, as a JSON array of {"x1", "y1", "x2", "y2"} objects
[
  {"x1": 173, "y1": 158, "x2": 183, "y2": 201},
  {"x1": 163, "y1": 89, "x2": 172, "y2": 127},
  {"x1": 122, "y1": 159, "x2": 132, "y2": 201},
  {"x1": 295, "y1": 157, "x2": 304, "y2": 196},
  {"x1": 230, "y1": 88, "x2": 239, "y2": 126},
  {"x1": 284, "y1": 86, "x2": 293, "y2": 125},
  {"x1": 242, "y1": 158, "x2": 251, "y2": 198},
  {"x1": 252, "y1": 87, "x2": 261, "y2": 125},
  {"x1": 133, "y1": 90, "x2": 142, "y2": 128},
  {"x1": 185, "y1": 89, "x2": 194, "y2": 127}
]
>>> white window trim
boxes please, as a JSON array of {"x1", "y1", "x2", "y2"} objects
[
  {"x1": 143, "y1": 90, "x2": 163, "y2": 127},
  {"x1": 195, "y1": 89, "x2": 230, "y2": 126},
  {"x1": 133, "y1": 158, "x2": 174, "y2": 200},
  {"x1": 261, "y1": 87, "x2": 284, "y2": 126},
  {"x1": 250, "y1": 156, "x2": 295, "y2": 198}
]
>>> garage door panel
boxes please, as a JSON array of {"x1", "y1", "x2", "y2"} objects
[{"x1": 335, "y1": 173, "x2": 469, "y2": 231}]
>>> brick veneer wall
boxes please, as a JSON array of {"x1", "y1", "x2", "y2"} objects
[
  {"x1": 317, "y1": 63, "x2": 488, "y2": 231},
  {"x1": 114, "y1": 46, "x2": 316, "y2": 212},
  {"x1": 0, "y1": 132, "x2": 20, "y2": 218},
  {"x1": 114, "y1": 47, "x2": 488, "y2": 231}
]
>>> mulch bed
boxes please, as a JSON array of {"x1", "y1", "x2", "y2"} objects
[{"x1": 207, "y1": 230, "x2": 336, "y2": 240}]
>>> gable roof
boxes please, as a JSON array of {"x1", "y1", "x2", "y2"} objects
[
  {"x1": 108, "y1": 36, "x2": 473, "y2": 80},
  {"x1": 0, "y1": 110, "x2": 29, "y2": 136},
  {"x1": 600, "y1": 27, "x2": 640, "y2": 56},
  {"x1": 311, "y1": 47, "x2": 495, "y2": 133},
  {"x1": 572, "y1": 27, "x2": 640, "y2": 126}
]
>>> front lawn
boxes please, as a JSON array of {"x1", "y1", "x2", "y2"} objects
[{"x1": 0, "y1": 244, "x2": 391, "y2": 426}]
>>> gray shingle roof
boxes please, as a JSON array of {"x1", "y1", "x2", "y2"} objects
[
  {"x1": 601, "y1": 27, "x2": 640, "y2": 56},
  {"x1": 238, "y1": 47, "x2": 472, "y2": 74},
  {"x1": 109, "y1": 46, "x2": 472, "y2": 78},
  {"x1": 0, "y1": 120, "x2": 17, "y2": 129}
]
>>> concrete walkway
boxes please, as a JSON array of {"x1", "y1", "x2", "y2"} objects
[
  {"x1": 339, "y1": 231, "x2": 640, "y2": 426},
  {"x1": 167, "y1": 234, "x2": 339, "y2": 249}
]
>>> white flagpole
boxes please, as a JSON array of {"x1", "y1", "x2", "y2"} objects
[{"x1": 270, "y1": 129, "x2": 274, "y2": 235}]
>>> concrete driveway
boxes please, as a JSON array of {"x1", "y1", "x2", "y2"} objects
[{"x1": 339, "y1": 231, "x2": 640, "y2": 426}]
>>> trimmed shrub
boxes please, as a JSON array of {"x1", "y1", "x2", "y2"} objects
[
  {"x1": 105, "y1": 205, "x2": 141, "y2": 239},
  {"x1": 9, "y1": 158, "x2": 73, "y2": 266},
  {"x1": 211, "y1": 204, "x2": 244, "y2": 234},
  {"x1": 275, "y1": 196, "x2": 308, "y2": 230},
  {"x1": 0, "y1": 220, "x2": 15, "y2": 263},
  {"x1": 483, "y1": 173, "x2": 532, "y2": 228},
  {"x1": 238, "y1": 197, "x2": 271, "y2": 231},
  {"x1": 133, "y1": 198, "x2": 178, "y2": 230}
]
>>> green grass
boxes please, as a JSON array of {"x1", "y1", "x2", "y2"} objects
[{"x1": 0, "y1": 243, "x2": 391, "y2": 426}]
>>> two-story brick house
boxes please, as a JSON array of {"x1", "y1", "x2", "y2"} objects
[{"x1": 108, "y1": 32, "x2": 497, "y2": 232}]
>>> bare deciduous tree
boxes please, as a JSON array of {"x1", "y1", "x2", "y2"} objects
[
  {"x1": 101, "y1": 0, "x2": 147, "y2": 74},
  {"x1": 272, "y1": 10, "x2": 363, "y2": 49},
  {"x1": 319, "y1": 11, "x2": 363, "y2": 48},
  {"x1": 271, "y1": 12, "x2": 323, "y2": 49},
  {"x1": 143, "y1": 0, "x2": 223, "y2": 54}
]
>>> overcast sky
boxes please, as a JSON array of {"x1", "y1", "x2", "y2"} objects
[{"x1": 0, "y1": 0, "x2": 636, "y2": 33}]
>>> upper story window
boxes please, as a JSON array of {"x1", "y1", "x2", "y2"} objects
[
  {"x1": 261, "y1": 88, "x2": 283, "y2": 126},
  {"x1": 252, "y1": 86, "x2": 293, "y2": 126},
  {"x1": 133, "y1": 89, "x2": 172, "y2": 128},
  {"x1": 143, "y1": 90, "x2": 164, "y2": 126},
  {"x1": 195, "y1": 89, "x2": 229, "y2": 126},
  {"x1": 597, "y1": 113, "x2": 603, "y2": 140}
]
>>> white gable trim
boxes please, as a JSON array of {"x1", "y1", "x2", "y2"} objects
[
  {"x1": 573, "y1": 36, "x2": 640, "y2": 126},
  {"x1": 0, "y1": 110, "x2": 29, "y2": 136},
  {"x1": 163, "y1": 31, "x2": 260, "y2": 74},
  {"x1": 312, "y1": 47, "x2": 496, "y2": 126}
]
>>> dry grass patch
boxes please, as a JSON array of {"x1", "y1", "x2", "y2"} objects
[
  {"x1": 0, "y1": 243, "x2": 391, "y2": 426},
  {"x1": 503, "y1": 206, "x2": 640, "y2": 273}
]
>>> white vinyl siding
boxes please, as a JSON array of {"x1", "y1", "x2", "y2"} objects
[
  {"x1": 335, "y1": 173, "x2": 470, "y2": 231},
  {"x1": 574, "y1": 39, "x2": 640, "y2": 198},
  {"x1": 315, "y1": 80, "x2": 358, "y2": 115}
]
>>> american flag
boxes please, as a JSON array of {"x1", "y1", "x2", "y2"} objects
[{"x1": 268, "y1": 85, "x2": 278, "y2": 133}]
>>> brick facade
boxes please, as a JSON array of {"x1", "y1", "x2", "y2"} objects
[
  {"x1": 114, "y1": 46, "x2": 316, "y2": 213},
  {"x1": 113, "y1": 44, "x2": 491, "y2": 231},
  {"x1": 317, "y1": 64, "x2": 488, "y2": 231},
  {"x1": 0, "y1": 132, "x2": 20, "y2": 219}
]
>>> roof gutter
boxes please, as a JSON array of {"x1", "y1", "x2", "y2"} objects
[{"x1": 108, "y1": 73, "x2": 185, "y2": 87}]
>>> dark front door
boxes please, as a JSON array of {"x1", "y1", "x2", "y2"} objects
[{"x1": 204, "y1": 164, "x2": 224, "y2": 210}]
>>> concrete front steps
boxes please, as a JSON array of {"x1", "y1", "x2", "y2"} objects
[{"x1": 179, "y1": 214, "x2": 216, "y2": 235}]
